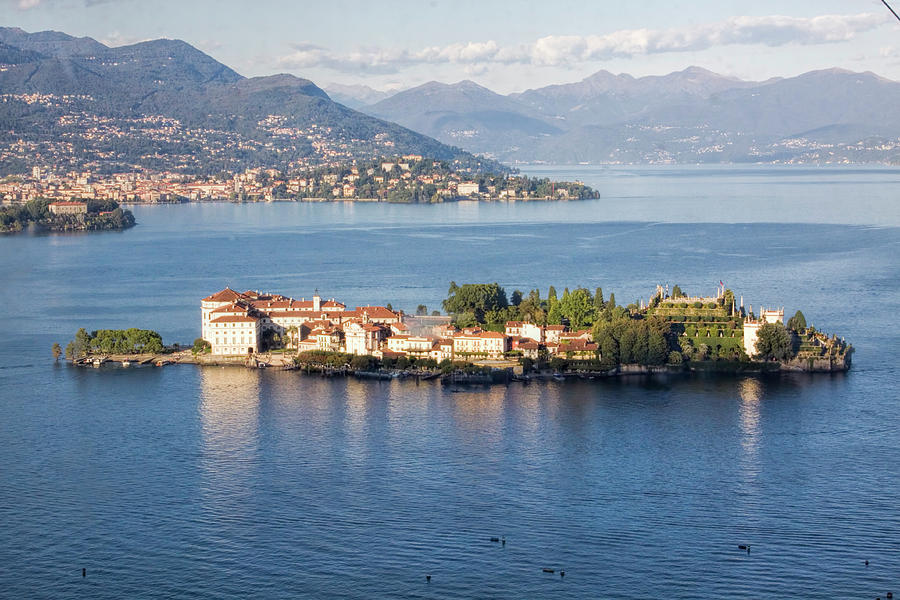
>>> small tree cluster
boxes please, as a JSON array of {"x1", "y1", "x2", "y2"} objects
[{"x1": 755, "y1": 322, "x2": 794, "y2": 361}]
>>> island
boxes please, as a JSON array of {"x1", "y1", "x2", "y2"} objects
[
  {"x1": 0, "y1": 197, "x2": 135, "y2": 233},
  {"x1": 60, "y1": 282, "x2": 852, "y2": 382}
]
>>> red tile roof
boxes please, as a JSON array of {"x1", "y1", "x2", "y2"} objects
[
  {"x1": 478, "y1": 331, "x2": 507, "y2": 339},
  {"x1": 211, "y1": 302, "x2": 249, "y2": 314},
  {"x1": 353, "y1": 306, "x2": 399, "y2": 319},
  {"x1": 203, "y1": 287, "x2": 247, "y2": 303},
  {"x1": 210, "y1": 315, "x2": 258, "y2": 324}
]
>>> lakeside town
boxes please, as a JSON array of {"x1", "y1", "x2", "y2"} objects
[
  {"x1": 63, "y1": 283, "x2": 853, "y2": 379},
  {"x1": 0, "y1": 155, "x2": 597, "y2": 206}
]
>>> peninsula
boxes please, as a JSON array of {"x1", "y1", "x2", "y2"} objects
[
  {"x1": 0, "y1": 197, "x2": 135, "y2": 233},
  {"x1": 62, "y1": 283, "x2": 852, "y2": 380}
]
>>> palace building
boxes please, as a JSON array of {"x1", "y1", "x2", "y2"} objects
[{"x1": 201, "y1": 287, "x2": 591, "y2": 360}]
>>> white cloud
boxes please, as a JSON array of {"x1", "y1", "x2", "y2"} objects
[
  {"x1": 279, "y1": 12, "x2": 889, "y2": 73},
  {"x1": 99, "y1": 30, "x2": 150, "y2": 47},
  {"x1": 17, "y1": 0, "x2": 42, "y2": 8}
]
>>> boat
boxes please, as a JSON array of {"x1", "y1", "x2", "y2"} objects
[{"x1": 121, "y1": 360, "x2": 131, "y2": 367}]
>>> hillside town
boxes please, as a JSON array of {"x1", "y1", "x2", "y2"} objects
[
  {"x1": 0, "y1": 156, "x2": 595, "y2": 205},
  {"x1": 0, "y1": 92, "x2": 421, "y2": 175}
]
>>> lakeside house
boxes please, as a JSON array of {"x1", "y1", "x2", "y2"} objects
[{"x1": 48, "y1": 201, "x2": 87, "y2": 216}]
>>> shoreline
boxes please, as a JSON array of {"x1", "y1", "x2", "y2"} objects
[
  {"x1": 117, "y1": 195, "x2": 586, "y2": 207},
  {"x1": 69, "y1": 351, "x2": 850, "y2": 383}
]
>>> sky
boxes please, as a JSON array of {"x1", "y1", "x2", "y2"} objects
[{"x1": 4, "y1": 0, "x2": 900, "y2": 94}]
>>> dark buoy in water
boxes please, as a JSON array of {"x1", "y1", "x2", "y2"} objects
[
  {"x1": 886, "y1": 592, "x2": 892, "y2": 599},
  {"x1": 425, "y1": 575, "x2": 431, "y2": 583},
  {"x1": 490, "y1": 537, "x2": 500, "y2": 543},
  {"x1": 542, "y1": 568, "x2": 555, "y2": 574},
  {"x1": 501, "y1": 537, "x2": 506, "y2": 546},
  {"x1": 866, "y1": 560, "x2": 869, "y2": 566},
  {"x1": 738, "y1": 544, "x2": 750, "y2": 554},
  {"x1": 82, "y1": 568, "x2": 86, "y2": 578},
  {"x1": 560, "y1": 571, "x2": 565, "y2": 578}
]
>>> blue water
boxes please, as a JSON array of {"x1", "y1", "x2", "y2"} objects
[{"x1": 1, "y1": 166, "x2": 898, "y2": 598}]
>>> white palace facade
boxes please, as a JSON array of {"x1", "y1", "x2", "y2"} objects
[{"x1": 201, "y1": 287, "x2": 589, "y2": 361}]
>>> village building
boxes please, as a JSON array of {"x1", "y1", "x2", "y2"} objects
[
  {"x1": 451, "y1": 328, "x2": 510, "y2": 358},
  {"x1": 48, "y1": 201, "x2": 87, "y2": 216},
  {"x1": 544, "y1": 325, "x2": 566, "y2": 344},
  {"x1": 742, "y1": 307, "x2": 784, "y2": 357},
  {"x1": 344, "y1": 321, "x2": 388, "y2": 356},
  {"x1": 457, "y1": 182, "x2": 480, "y2": 196}
]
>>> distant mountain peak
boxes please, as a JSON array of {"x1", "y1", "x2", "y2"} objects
[
  {"x1": 0, "y1": 26, "x2": 107, "y2": 57},
  {"x1": 236, "y1": 73, "x2": 330, "y2": 99}
]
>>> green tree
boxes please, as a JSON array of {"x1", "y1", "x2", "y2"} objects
[
  {"x1": 786, "y1": 310, "x2": 807, "y2": 331},
  {"x1": 517, "y1": 289, "x2": 545, "y2": 324},
  {"x1": 350, "y1": 354, "x2": 377, "y2": 370},
  {"x1": 618, "y1": 325, "x2": 637, "y2": 364},
  {"x1": 51, "y1": 342, "x2": 62, "y2": 361},
  {"x1": 671, "y1": 285, "x2": 684, "y2": 298},
  {"x1": 647, "y1": 331, "x2": 668, "y2": 365},
  {"x1": 416, "y1": 304, "x2": 428, "y2": 316},
  {"x1": 755, "y1": 322, "x2": 794, "y2": 361},
  {"x1": 598, "y1": 331, "x2": 619, "y2": 367},
  {"x1": 510, "y1": 290, "x2": 523, "y2": 306},
  {"x1": 72, "y1": 327, "x2": 91, "y2": 357},
  {"x1": 547, "y1": 300, "x2": 563, "y2": 325},
  {"x1": 593, "y1": 287, "x2": 604, "y2": 310},
  {"x1": 443, "y1": 282, "x2": 508, "y2": 324},
  {"x1": 559, "y1": 288, "x2": 595, "y2": 329}
]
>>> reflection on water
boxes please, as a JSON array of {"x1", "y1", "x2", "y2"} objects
[
  {"x1": 343, "y1": 379, "x2": 373, "y2": 466},
  {"x1": 198, "y1": 367, "x2": 262, "y2": 509},
  {"x1": 738, "y1": 377, "x2": 763, "y2": 480}
]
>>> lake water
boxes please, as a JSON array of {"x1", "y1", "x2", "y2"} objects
[{"x1": 1, "y1": 165, "x2": 899, "y2": 598}]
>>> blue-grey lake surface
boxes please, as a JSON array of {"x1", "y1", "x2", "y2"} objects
[{"x1": 1, "y1": 165, "x2": 899, "y2": 598}]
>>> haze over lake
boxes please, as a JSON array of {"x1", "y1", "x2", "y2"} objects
[{"x1": 1, "y1": 165, "x2": 898, "y2": 599}]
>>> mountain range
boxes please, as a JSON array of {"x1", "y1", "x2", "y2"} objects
[
  {"x1": 2, "y1": 26, "x2": 899, "y2": 172},
  {"x1": 354, "y1": 67, "x2": 900, "y2": 164},
  {"x1": 0, "y1": 27, "x2": 492, "y2": 175}
]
